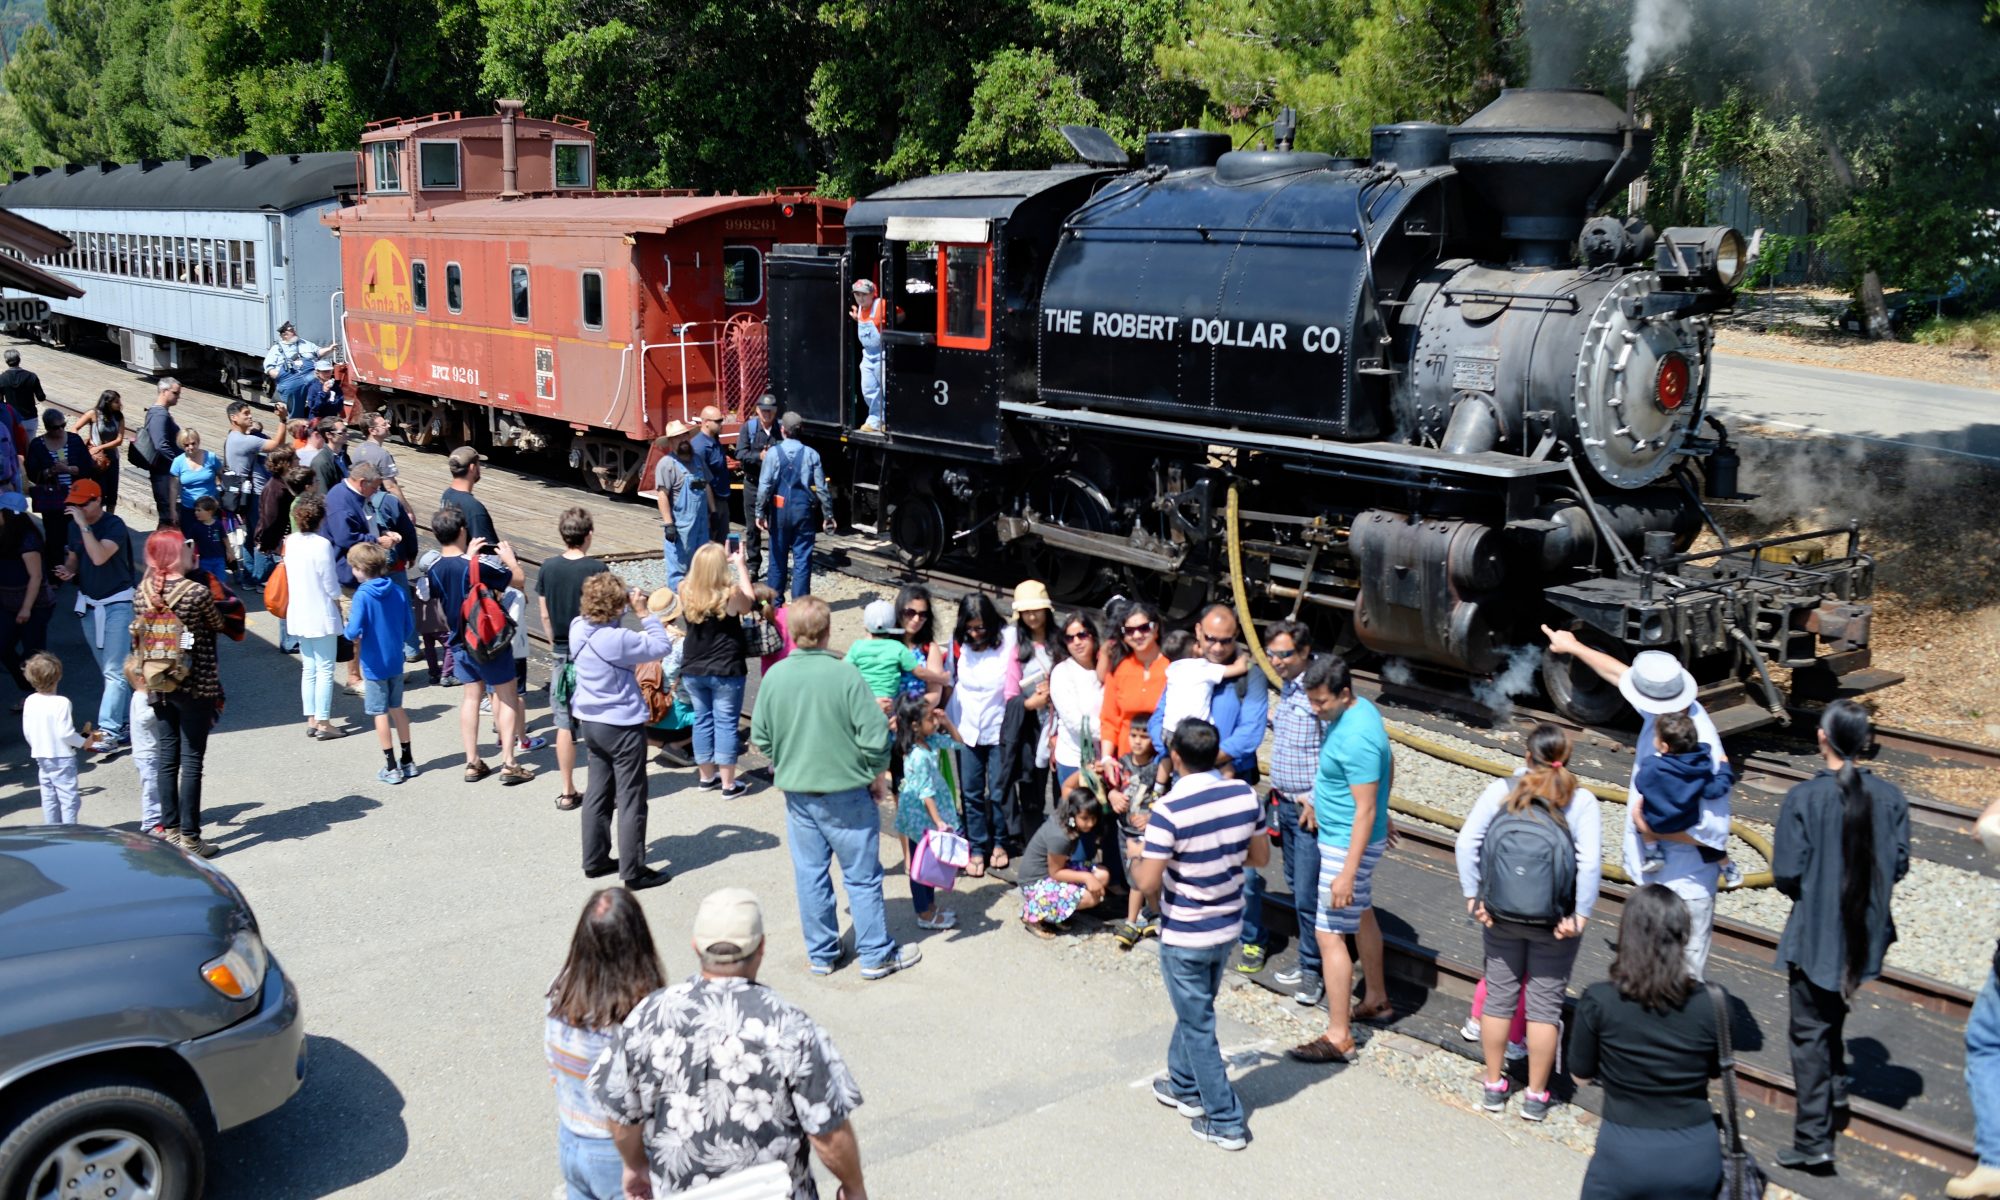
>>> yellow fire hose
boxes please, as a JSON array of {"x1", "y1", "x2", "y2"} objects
[{"x1": 1223, "y1": 483, "x2": 1775, "y2": 888}]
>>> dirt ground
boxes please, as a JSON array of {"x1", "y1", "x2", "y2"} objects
[
  {"x1": 1701, "y1": 423, "x2": 2000, "y2": 756},
  {"x1": 1717, "y1": 287, "x2": 1999, "y2": 391}
]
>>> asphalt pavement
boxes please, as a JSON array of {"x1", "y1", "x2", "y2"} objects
[{"x1": 1710, "y1": 352, "x2": 2000, "y2": 464}]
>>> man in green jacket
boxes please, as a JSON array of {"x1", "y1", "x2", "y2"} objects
[{"x1": 750, "y1": 595, "x2": 922, "y2": 981}]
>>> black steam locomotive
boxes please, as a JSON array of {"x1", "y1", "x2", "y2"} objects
[{"x1": 765, "y1": 88, "x2": 1882, "y2": 728}]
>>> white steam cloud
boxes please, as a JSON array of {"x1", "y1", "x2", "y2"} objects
[
  {"x1": 1625, "y1": 0, "x2": 1695, "y2": 87},
  {"x1": 1471, "y1": 646, "x2": 1545, "y2": 723},
  {"x1": 1381, "y1": 657, "x2": 1416, "y2": 687}
]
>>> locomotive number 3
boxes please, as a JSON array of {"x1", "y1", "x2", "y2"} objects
[{"x1": 933, "y1": 379, "x2": 950, "y2": 406}]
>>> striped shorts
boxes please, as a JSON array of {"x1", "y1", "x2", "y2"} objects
[{"x1": 1314, "y1": 838, "x2": 1389, "y2": 935}]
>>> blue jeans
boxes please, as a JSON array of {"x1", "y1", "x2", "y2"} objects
[
  {"x1": 1970, "y1": 969, "x2": 2000, "y2": 1166},
  {"x1": 1240, "y1": 867, "x2": 1266, "y2": 950},
  {"x1": 298, "y1": 634, "x2": 336, "y2": 719},
  {"x1": 859, "y1": 351, "x2": 884, "y2": 427},
  {"x1": 903, "y1": 834, "x2": 935, "y2": 916},
  {"x1": 80, "y1": 600, "x2": 133, "y2": 739},
  {"x1": 785, "y1": 786, "x2": 894, "y2": 968},
  {"x1": 1275, "y1": 792, "x2": 1320, "y2": 980},
  {"x1": 1160, "y1": 941, "x2": 1247, "y2": 1136},
  {"x1": 557, "y1": 1126, "x2": 623, "y2": 1200},
  {"x1": 684, "y1": 674, "x2": 744, "y2": 766},
  {"x1": 958, "y1": 742, "x2": 1005, "y2": 860},
  {"x1": 766, "y1": 515, "x2": 814, "y2": 599}
]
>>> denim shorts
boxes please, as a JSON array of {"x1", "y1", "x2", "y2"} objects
[
  {"x1": 549, "y1": 650, "x2": 576, "y2": 733},
  {"x1": 1315, "y1": 837, "x2": 1388, "y2": 934},
  {"x1": 363, "y1": 673, "x2": 405, "y2": 716}
]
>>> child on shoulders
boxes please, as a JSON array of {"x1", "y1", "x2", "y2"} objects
[{"x1": 1634, "y1": 710, "x2": 1741, "y2": 887}]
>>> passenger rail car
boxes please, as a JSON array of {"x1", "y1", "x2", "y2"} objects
[
  {"x1": 0, "y1": 151, "x2": 355, "y2": 389},
  {"x1": 767, "y1": 89, "x2": 1887, "y2": 728}
]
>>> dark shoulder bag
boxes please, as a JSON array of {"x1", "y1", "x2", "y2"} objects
[{"x1": 1706, "y1": 982, "x2": 1767, "y2": 1199}]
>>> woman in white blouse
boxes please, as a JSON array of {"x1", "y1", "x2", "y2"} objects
[
  {"x1": 282, "y1": 495, "x2": 345, "y2": 740},
  {"x1": 1048, "y1": 610, "x2": 1104, "y2": 791},
  {"x1": 946, "y1": 591, "x2": 1011, "y2": 876}
]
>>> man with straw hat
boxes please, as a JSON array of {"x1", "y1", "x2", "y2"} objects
[
  {"x1": 649, "y1": 421, "x2": 709, "y2": 590},
  {"x1": 1542, "y1": 626, "x2": 1731, "y2": 977}
]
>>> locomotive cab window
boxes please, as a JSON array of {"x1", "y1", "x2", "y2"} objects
[
  {"x1": 937, "y1": 243, "x2": 992, "y2": 350},
  {"x1": 553, "y1": 142, "x2": 592, "y2": 189},
  {"x1": 721, "y1": 246, "x2": 761, "y2": 306},
  {"x1": 580, "y1": 269, "x2": 604, "y2": 330},
  {"x1": 370, "y1": 141, "x2": 404, "y2": 193},
  {"x1": 510, "y1": 265, "x2": 530, "y2": 322},
  {"x1": 417, "y1": 141, "x2": 461, "y2": 191},
  {"x1": 411, "y1": 260, "x2": 428, "y2": 311},
  {"x1": 446, "y1": 262, "x2": 463, "y2": 313}
]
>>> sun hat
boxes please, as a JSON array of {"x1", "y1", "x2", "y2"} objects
[
  {"x1": 1617, "y1": 650, "x2": 1699, "y2": 715},
  {"x1": 647, "y1": 587, "x2": 681, "y2": 621},
  {"x1": 1012, "y1": 580, "x2": 1053, "y2": 614},
  {"x1": 692, "y1": 888, "x2": 764, "y2": 964},
  {"x1": 863, "y1": 598, "x2": 898, "y2": 634}
]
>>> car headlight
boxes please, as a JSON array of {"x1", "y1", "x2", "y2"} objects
[{"x1": 201, "y1": 927, "x2": 269, "y2": 1001}]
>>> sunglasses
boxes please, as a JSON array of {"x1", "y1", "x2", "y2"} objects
[
  {"x1": 1268, "y1": 647, "x2": 1298, "y2": 660},
  {"x1": 1063, "y1": 630, "x2": 1095, "y2": 643},
  {"x1": 964, "y1": 622, "x2": 986, "y2": 633},
  {"x1": 1122, "y1": 621, "x2": 1156, "y2": 637},
  {"x1": 901, "y1": 608, "x2": 928, "y2": 619}
]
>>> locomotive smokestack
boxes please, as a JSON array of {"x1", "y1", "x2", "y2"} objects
[
  {"x1": 497, "y1": 98, "x2": 526, "y2": 201},
  {"x1": 1448, "y1": 89, "x2": 1651, "y2": 266}
]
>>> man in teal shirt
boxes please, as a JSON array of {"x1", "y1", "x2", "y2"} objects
[
  {"x1": 750, "y1": 595, "x2": 921, "y2": 981},
  {"x1": 1290, "y1": 655, "x2": 1395, "y2": 1064}
]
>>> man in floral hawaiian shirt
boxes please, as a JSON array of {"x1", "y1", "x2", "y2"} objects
[{"x1": 591, "y1": 888, "x2": 871, "y2": 1200}]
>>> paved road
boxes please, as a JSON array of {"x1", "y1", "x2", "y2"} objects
[{"x1": 1710, "y1": 352, "x2": 2000, "y2": 464}]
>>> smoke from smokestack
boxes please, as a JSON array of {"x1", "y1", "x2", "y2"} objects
[{"x1": 1625, "y1": 0, "x2": 1695, "y2": 87}]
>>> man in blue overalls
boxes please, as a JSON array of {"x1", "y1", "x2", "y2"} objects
[
  {"x1": 263, "y1": 321, "x2": 320, "y2": 411},
  {"x1": 850, "y1": 280, "x2": 886, "y2": 432},
  {"x1": 756, "y1": 412, "x2": 832, "y2": 598},
  {"x1": 652, "y1": 422, "x2": 710, "y2": 590}
]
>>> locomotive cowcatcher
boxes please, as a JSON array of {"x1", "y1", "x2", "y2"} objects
[
  {"x1": 766, "y1": 89, "x2": 1889, "y2": 729},
  {"x1": 327, "y1": 102, "x2": 846, "y2": 493}
]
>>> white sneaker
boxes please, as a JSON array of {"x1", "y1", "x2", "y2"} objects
[{"x1": 1460, "y1": 1017, "x2": 1481, "y2": 1042}]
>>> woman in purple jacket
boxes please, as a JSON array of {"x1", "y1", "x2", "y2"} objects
[{"x1": 568, "y1": 571, "x2": 671, "y2": 890}]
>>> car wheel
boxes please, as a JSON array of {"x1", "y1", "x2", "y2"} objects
[{"x1": 0, "y1": 1082, "x2": 204, "y2": 1200}]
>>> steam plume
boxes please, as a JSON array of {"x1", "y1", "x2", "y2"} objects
[{"x1": 1625, "y1": 0, "x2": 1695, "y2": 87}]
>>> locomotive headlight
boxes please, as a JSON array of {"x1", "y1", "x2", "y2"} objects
[{"x1": 1655, "y1": 226, "x2": 1747, "y2": 292}]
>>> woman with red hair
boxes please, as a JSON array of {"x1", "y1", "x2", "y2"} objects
[{"x1": 133, "y1": 527, "x2": 225, "y2": 857}]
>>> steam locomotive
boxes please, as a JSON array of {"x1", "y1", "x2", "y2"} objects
[{"x1": 766, "y1": 88, "x2": 1883, "y2": 728}]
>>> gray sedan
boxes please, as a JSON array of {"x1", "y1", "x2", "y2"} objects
[{"x1": 0, "y1": 826, "x2": 305, "y2": 1200}]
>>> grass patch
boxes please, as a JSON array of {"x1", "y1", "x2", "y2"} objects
[{"x1": 1912, "y1": 313, "x2": 2000, "y2": 352}]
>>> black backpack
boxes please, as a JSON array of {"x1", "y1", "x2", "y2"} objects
[{"x1": 1477, "y1": 798, "x2": 1578, "y2": 927}]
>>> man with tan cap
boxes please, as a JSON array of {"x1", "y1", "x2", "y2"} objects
[
  {"x1": 1543, "y1": 626, "x2": 1730, "y2": 977},
  {"x1": 592, "y1": 887, "x2": 870, "y2": 1200}
]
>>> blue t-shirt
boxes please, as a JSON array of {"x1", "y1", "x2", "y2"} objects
[
  {"x1": 1314, "y1": 694, "x2": 1393, "y2": 848},
  {"x1": 180, "y1": 512, "x2": 228, "y2": 564},
  {"x1": 170, "y1": 450, "x2": 220, "y2": 501}
]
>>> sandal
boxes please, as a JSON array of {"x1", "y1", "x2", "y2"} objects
[
  {"x1": 463, "y1": 761, "x2": 491, "y2": 783},
  {"x1": 499, "y1": 763, "x2": 535, "y2": 785},
  {"x1": 1021, "y1": 919, "x2": 1056, "y2": 940},
  {"x1": 554, "y1": 791, "x2": 582, "y2": 812},
  {"x1": 966, "y1": 856, "x2": 987, "y2": 878},
  {"x1": 1352, "y1": 999, "x2": 1396, "y2": 1024},
  {"x1": 1287, "y1": 1035, "x2": 1357, "y2": 1064},
  {"x1": 990, "y1": 847, "x2": 1012, "y2": 870}
]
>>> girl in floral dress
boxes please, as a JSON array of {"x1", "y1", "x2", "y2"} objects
[
  {"x1": 894, "y1": 690, "x2": 963, "y2": 930},
  {"x1": 1019, "y1": 788, "x2": 1112, "y2": 937}
]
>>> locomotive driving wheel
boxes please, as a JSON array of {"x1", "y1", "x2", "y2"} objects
[
  {"x1": 1541, "y1": 627, "x2": 1630, "y2": 726},
  {"x1": 1021, "y1": 474, "x2": 1117, "y2": 602},
  {"x1": 889, "y1": 491, "x2": 947, "y2": 571}
]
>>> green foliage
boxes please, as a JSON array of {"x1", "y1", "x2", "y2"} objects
[
  {"x1": 1913, "y1": 313, "x2": 2000, "y2": 353},
  {"x1": 1738, "y1": 232, "x2": 1804, "y2": 292}
]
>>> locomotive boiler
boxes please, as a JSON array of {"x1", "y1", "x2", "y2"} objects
[{"x1": 767, "y1": 88, "x2": 1883, "y2": 727}]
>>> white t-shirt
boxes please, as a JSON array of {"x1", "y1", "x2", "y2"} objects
[
  {"x1": 1049, "y1": 657, "x2": 1104, "y2": 769},
  {"x1": 1160, "y1": 657, "x2": 1228, "y2": 739}
]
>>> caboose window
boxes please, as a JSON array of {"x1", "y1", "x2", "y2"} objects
[
  {"x1": 553, "y1": 142, "x2": 591, "y2": 189},
  {"x1": 417, "y1": 141, "x2": 460, "y2": 191},
  {"x1": 722, "y1": 246, "x2": 762, "y2": 306},
  {"x1": 370, "y1": 141, "x2": 404, "y2": 193},
  {"x1": 411, "y1": 261, "x2": 428, "y2": 311},
  {"x1": 510, "y1": 265, "x2": 530, "y2": 321},
  {"x1": 446, "y1": 262, "x2": 463, "y2": 313},
  {"x1": 937, "y1": 244, "x2": 992, "y2": 351},
  {"x1": 580, "y1": 270, "x2": 603, "y2": 330}
]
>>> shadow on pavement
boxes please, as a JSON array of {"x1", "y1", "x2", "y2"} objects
[
  {"x1": 646, "y1": 821, "x2": 779, "y2": 875},
  {"x1": 212, "y1": 793, "x2": 382, "y2": 854},
  {"x1": 209, "y1": 1034, "x2": 408, "y2": 1199}
]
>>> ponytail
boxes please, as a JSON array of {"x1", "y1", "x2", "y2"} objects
[
  {"x1": 1822, "y1": 699, "x2": 1878, "y2": 996},
  {"x1": 1503, "y1": 723, "x2": 1576, "y2": 831}
]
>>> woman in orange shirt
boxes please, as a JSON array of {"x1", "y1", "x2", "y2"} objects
[{"x1": 1097, "y1": 600, "x2": 1168, "y2": 778}]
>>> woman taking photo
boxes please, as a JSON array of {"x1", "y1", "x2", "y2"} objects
[
  {"x1": 26, "y1": 409, "x2": 89, "y2": 556},
  {"x1": 282, "y1": 495, "x2": 345, "y2": 739},
  {"x1": 1772, "y1": 698, "x2": 1911, "y2": 1171},
  {"x1": 1571, "y1": 884, "x2": 1725, "y2": 1199},
  {"x1": 1096, "y1": 599, "x2": 1167, "y2": 775},
  {"x1": 677, "y1": 541, "x2": 755, "y2": 798},
  {"x1": 999, "y1": 579, "x2": 1056, "y2": 853},
  {"x1": 135, "y1": 528, "x2": 225, "y2": 858},
  {"x1": 1048, "y1": 610, "x2": 1103, "y2": 790},
  {"x1": 544, "y1": 888, "x2": 667, "y2": 1200},
  {"x1": 568, "y1": 571, "x2": 672, "y2": 889},
  {"x1": 85, "y1": 390, "x2": 126, "y2": 512},
  {"x1": 1453, "y1": 723, "x2": 1601, "y2": 1121},
  {"x1": 946, "y1": 591, "x2": 1010, "y2": 876},
  {"x1": 894, "y1": 582, "x2": 945, "y2": 701}
]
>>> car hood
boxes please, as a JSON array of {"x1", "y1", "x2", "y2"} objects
[{"x1": 0, "y1": 826, "x2": 248, "y2": 957}]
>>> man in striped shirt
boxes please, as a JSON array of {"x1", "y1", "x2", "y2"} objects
[{"x1": 1134, "y1": 718, "x2": 1269, "y2": 1151}]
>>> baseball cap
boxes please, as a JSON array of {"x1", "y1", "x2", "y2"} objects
[
  {"x1": 780, "y1": 412, "x2": 804, "y2": 434},
  {"x1": 756, "y1": 393, "x2": 777, "y2": 410},
  {"x1": 863, "y1": 598, "x2": 898, "y2": 634},
  {"x1": 851, "y1": 279, "x2": 876, "y2": 293},
  {"x1": 447, "y1": 446, "x2": 486, "y2": 472},
  {"x1": 315, "y1": 357, "x2": 336, "y2": 372},
  {"x1": 692, "y1": 888, "x2": 764, "y2": 964},
  {"x1": 65, "y1": 479, "x2": 102, "y2": 505},
  {"x1": 0, "y1": 492, "x2": 26, "y2": 514}
]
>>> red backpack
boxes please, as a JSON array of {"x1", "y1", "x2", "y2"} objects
[{"x1": 456, "y1": 559, "x2": 515, "y2": 664}]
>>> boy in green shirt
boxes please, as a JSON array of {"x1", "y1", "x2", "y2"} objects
[{"x1": 845, "y1": 598, "x2": 948, "y2": 705}]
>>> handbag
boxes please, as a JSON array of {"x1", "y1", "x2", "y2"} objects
[
  {"x1": 910, "y1": 830, "x2": 963, "y2": 892},
  {"x1": 1707, "y1": 983, "x2": 1768, "y2": 1200},
  {"x1": 262, "y1": 561, "x2": 290, "y2": 619},
  {"x1": 742, "y1": 612, "x2": 784, "y2": 659}
]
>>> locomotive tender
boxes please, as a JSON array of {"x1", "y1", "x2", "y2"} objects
[{"x1": 769, "y1": 88, "x2": 1883, "y2": 726}]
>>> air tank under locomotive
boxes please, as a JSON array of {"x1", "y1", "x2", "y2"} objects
[{"x1": 769, "y1": 88, "x2": 1882, "y2": 727}]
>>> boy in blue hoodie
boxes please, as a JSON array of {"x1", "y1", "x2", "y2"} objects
[
  {"x1": 344, "y1": 541, "x2": 417, "y2": 784},
  {"x1": 1634, "y1": 710, "x2": 1742, "y2": 886}
]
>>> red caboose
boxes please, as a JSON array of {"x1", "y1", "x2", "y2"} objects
[{"x1": 326, "y1": 100, "x2": 846, "y2": 492}]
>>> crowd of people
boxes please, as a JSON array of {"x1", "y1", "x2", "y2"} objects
[{"x1": 2, "y1": 347, "x2": 1985, "y2": 1200}]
